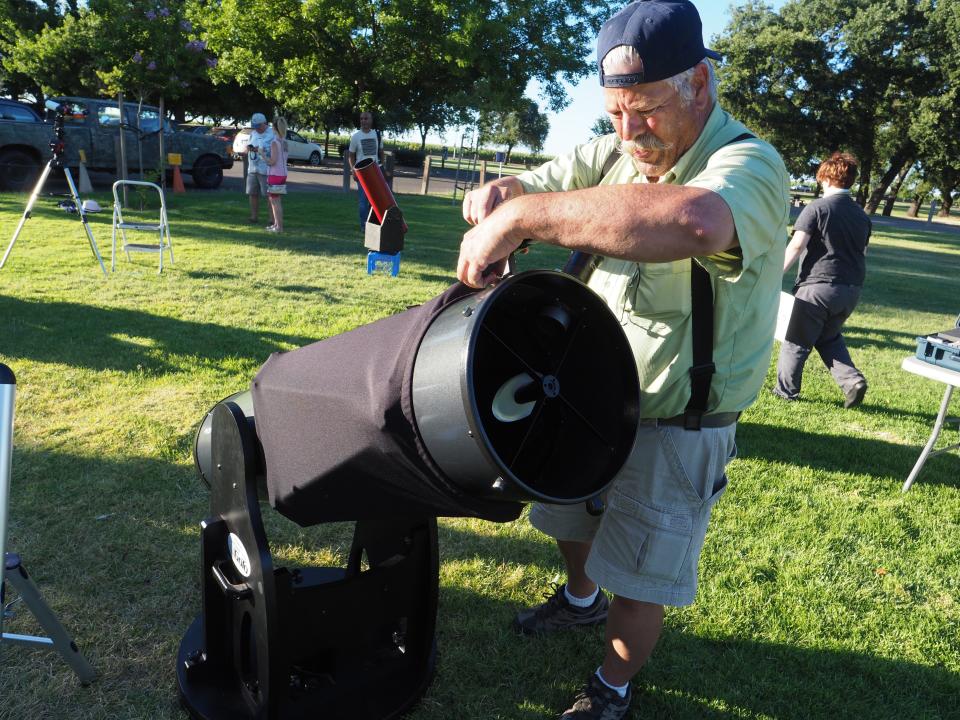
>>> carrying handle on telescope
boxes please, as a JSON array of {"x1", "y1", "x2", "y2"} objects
[
  {"x1": 563, "y1": 251, "x2": 600, "y2": 281},
  {"x1": 211, "y1": 562, "x2": 252, "y2": 600},
  {"x1": 501, "y1": 239, "x2": 533, "y2": 277}
]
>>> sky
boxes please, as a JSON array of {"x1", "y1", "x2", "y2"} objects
[{"x1": 408, "y1": 1, "x2": 788, "y2": 156}]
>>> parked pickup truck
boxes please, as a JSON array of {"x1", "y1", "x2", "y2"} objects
[{"x1": 0, "y1": 96, "x2": 233, "y2": 191}]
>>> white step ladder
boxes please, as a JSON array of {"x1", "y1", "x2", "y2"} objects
[{"x1": 111, "y1": 180, "x2": 173, "y2": 273}]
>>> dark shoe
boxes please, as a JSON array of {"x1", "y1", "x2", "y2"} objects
[
  {"x1": 512, "y1": 583, "x2": 608, "y2": 636},
  {"x1": 560, "y1": 673, "x2": 631, "y2": 719},
  {"x1": 844, "y1": 381, "x2": 867, "y2": 409},
  {"x1": 771, "y1": 387, "x2": 797, "y2": 401}
]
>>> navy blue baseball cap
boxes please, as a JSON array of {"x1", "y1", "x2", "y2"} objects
[{"x1": 598, "y1": 0, "x2": 721, "y2": 88}]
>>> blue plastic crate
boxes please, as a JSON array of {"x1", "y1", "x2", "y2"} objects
[{"x1": 367, "y1": 250, "x2": 401, "y2": 277}]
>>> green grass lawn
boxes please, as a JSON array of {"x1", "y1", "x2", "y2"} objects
[{"x1": 0, "y1": 187, "x2": 958, "y2": 720}]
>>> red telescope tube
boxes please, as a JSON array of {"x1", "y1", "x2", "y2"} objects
[{"x1": 355, "y1": 158, "x2": 407, "y2": 231}]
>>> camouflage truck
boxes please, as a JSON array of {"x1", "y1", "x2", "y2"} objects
[{"x1": 0, "y1": 96, "x2": 233, "y2": 191}]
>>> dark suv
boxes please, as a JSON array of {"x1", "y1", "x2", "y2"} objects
[
  {"x1": 0, "y1": 98, "x2": 42, "y2": 123},
  {"x1": 0, "y1": 96, "x2": 234, "y2": 191}
]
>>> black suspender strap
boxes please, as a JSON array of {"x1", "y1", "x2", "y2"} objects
[
  {"x1": 684, "y1": 259, "x2": 715, "y2": 430},
  {"x1": 682, "y1": 131, "x2": 756, "y2": 431}
]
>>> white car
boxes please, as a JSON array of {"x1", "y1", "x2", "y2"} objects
[
  {"x1": 285, "y1": 130, "x2": 325, "y2": 165},
  {"x1": 233, "y1": 127, "x2": 325, "y2": 166}
]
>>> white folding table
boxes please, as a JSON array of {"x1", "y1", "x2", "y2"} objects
[{"x1": 901, "y1": 356, "x2": 960, "y2": 491}]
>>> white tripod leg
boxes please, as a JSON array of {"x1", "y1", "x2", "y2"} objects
[
  {"x1": 0, "y1": 161, "x2": 55, "y2": 270},
  {"x1": 63, "y1": 168, "x2": 107, "y2": 275}
]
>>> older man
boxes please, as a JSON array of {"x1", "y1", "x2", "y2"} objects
[
  {"x1": 458, "y1": 1, "x2": 789, "y2": 717},
  {"x1": 237, "y1": 112, "x2": 274, "y2": 226}
]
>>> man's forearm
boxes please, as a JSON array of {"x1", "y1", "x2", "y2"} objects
[{"x1": 502, "y1": 183, "x2": 737, "y2": 262}]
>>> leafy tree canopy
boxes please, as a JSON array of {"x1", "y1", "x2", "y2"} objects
[
  {"x1": 714, "y1": 0, "x2": 948, "y2": 209},
  {"x1": 200, "y1": 0, "x2": 617, "y2": 138},
  {"x1": 479, "y1": 97, "x2": 549, "y2": 160}
]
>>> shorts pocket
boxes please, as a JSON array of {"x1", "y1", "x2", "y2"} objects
[{"x1": 602, "y1": 490, "x2": 694, "y2": 584}]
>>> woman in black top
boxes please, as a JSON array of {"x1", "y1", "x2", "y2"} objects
[{"x1": 774, "y1": 152, "x2": 871, "y2": 408}]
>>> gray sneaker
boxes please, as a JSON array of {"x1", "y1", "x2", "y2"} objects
[
  {"x1": 512, "y1": 583, "x2": 609, "y2": 636},
  {"x1": 560, "y1": 673, "x2": 631, "y2": 719}
]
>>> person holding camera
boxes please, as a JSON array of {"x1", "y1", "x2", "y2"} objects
[
  {"x1": 238, "y1": 112, "x2": 274, "y2": 226},
  {"x1": 773, "y1": 152, "x2": 871, "y2": 408},
  {"x1": 457, "y1": 1, "x2": 789, "y2": 717}
]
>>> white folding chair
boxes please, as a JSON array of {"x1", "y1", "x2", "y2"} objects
[{"x1": 111, "y1": 180, "x2": 173, "y2": 273}]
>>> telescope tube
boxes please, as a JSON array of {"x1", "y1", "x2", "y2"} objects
[{"x1": 355, "y1": 158, "x2": 407, "y2": 231}]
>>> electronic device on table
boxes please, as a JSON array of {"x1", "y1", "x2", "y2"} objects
[{"x1": 916, "y1": 314, "x2": 960, "y2": 372}]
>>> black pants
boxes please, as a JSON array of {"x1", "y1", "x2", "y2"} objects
[{"x1": 775, "y1": 282, "x2": 865, "y2": 400}]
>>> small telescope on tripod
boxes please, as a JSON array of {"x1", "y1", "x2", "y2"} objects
[
  {"x1": 177, "y1": 264, "x2": 641, "y2": 719},
  {"x1": 1, "y1": 100, "x2": 107, "y2": 275}
]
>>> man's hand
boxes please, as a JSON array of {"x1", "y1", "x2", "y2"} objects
[
  {"x1": 457, "y1": 201, "x2": 525, "y2": 288},
  {"x1": 462, "y1": 177, "x2": 524, "y2": 226}
]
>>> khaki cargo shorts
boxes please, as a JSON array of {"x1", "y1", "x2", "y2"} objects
[
  {"x1": 529, "y1": 421, "x2": 736, "y2": 606},
  {"x1": 246, "y1": 171, "x2": 267, "y2": 196}
]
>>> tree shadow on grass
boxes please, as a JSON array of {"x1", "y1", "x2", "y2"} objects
[
  {"x1": 0, "y1": 293, "x2": 318, "y2": 374},
  {"x1": 422, "y1": 585, "x2": 960, "y2": 720},
  {"x1": 836, "y1": 324, "x2": 922, "y2": 354},
  {"x1": 6, "y1": 438, "x2": 956, "y2": 720},
  {"x1": 736, "y1": 420, "x2": 959, "y2": 491}
]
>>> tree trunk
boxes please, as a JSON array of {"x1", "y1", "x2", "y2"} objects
[
  {"x1": 856, "y1": 150, "x2": 873, "y2": 206},
  {"x1": 418, "y1": 126, "x2": 428, "y2": 153},
  {"x1": 323, "y1": 129, "x2": 331, "y2": 159},
  {"x1": 865, "y1": 144, "x2": 914, "y2": 215},
  {"x1": 882, "y1": 161, "x2": 913, "y2": 216},
  {"x1": 506, "y1": 143, "x2": 515, "y2": 163},
  {"x1": 938, "y1": 185, "x2": 956, "y2": 216},
  {"x1": 906, "y1": 194, "x2": 926, "y2": 218}
]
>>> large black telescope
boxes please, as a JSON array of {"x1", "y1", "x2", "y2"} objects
[{"x1": 178, "y1": 269, "x2": 640, "y2": 720}]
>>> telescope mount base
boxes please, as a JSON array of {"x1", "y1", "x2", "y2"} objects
[{"x1": 176, "y1": 401, "x2": 438, "y2": 720}]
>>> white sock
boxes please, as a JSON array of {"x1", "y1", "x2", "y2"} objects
[
  {"x1": 595, "y1": 668, "x2": 629, "y2": 698},
  {"x1": 564, "y1": 584, "x2": 599, "y2": 608}
]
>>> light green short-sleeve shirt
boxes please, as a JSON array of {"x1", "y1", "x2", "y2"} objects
[{"x1": 517, "y1": 104, "x2": 790, "y2": 418}]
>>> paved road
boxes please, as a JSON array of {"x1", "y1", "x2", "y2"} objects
[{"x1": 222, "y1": 159, "x2": 479, "y2": 200}]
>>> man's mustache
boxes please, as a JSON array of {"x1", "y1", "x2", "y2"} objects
[{"x1": 621, "y1": 134, "x2": 672, "y2": 153}]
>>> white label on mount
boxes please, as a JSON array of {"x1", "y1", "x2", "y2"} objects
[{"x1": 228, "y1": 533, "x2": 252, "y2": 578}]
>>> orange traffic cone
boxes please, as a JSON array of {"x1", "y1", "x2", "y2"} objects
[
  {"x1": 77, "y1": 160, "x2": 94, "y2": 193},
  {"x1": 172, "y1": 165, "x2": 186, "y2": 193}
]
